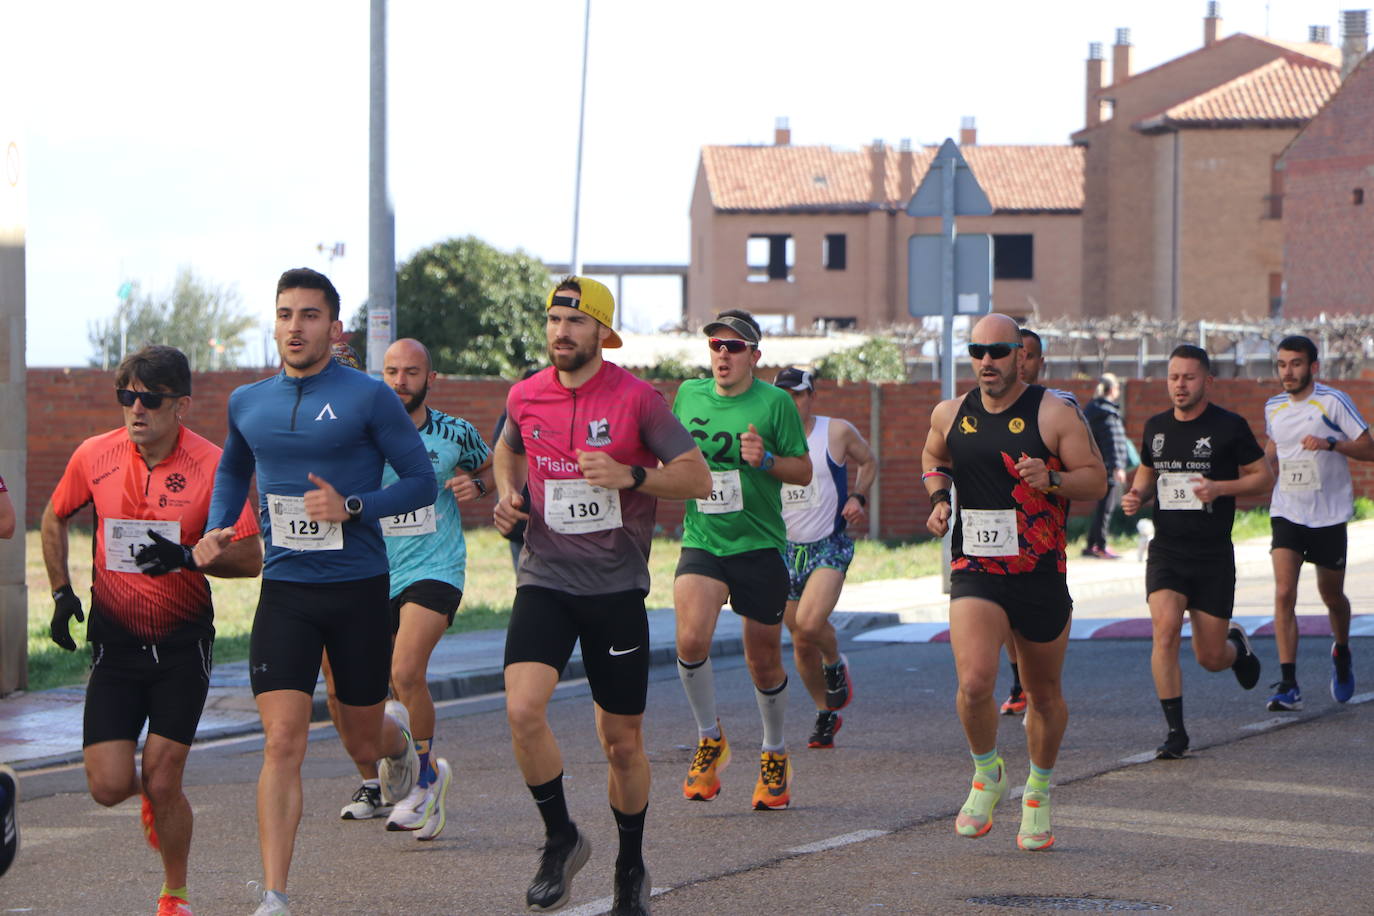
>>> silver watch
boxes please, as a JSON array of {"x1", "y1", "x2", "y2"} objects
[{"x1": 344, "y1": 495, "x2": 364, "y2": 519}]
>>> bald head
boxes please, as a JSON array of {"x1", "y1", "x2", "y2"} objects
[
  {"x1": 970, "y1": 313, "x2": 1021, "y2": 344},
  {"x1": 383, "y1": 337, "x2": 435, "y2": 415},
  {"x1": 386, "y1": 338, "x2": 432, "y2": 375},
  {"x1": 967, "y1": 313, "x2": 1025, "y2": 400}
]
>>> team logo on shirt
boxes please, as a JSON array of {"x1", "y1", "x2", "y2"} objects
[
  {"x1": 586, "y1": 418, "x2": 612, "y2": 447},
  {"x1": 164, "y1": 473, "x2": 186, "y2": 493},
  {"x1": 1193, "y1": 436, "x2": 1213, "y2": 458},
  {"x1": 1152, "y1": 433, "x2": 1165, "y2": 457},
  {"x1": 959, "y1": 416, "x2": 978, "y2": 435},
  {"x1": 315, "y1": 403, "x2": 338, "y2": 421},
  {"x1": 1008, "y1": 418, "x2": 1025, "y2": 434}
]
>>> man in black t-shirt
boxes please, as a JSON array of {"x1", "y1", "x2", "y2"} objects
[{"x1": 1123, "y1": 345, "x2": 1272, "y2": 760}]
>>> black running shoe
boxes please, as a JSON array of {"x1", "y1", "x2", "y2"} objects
[
  {"x1": 527, "y1": 827, "x2": 591, "y2": 911},
  {"x1": 823, "y1": 654, "x2": 852, "y2": 710},
  {"x1": 0, "y1": 764, "x2": 18, "y2": 878},
  {"x1": 1155, "y1": 730, "x2": 1189, "y2": 760},
  {"x1": 610, "y1": 863, "x2": 651, "y2": 916},
  {"x1": 1228, "y1": 623, "x2": 1261, "y2": 690},
  {"x1": 807, "y1": 710, "x2": 843, "y2": 749}
]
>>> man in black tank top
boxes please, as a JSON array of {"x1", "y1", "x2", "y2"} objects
[{"x1": 922, "y1": 313, "x2": 1106, "y2": 852}]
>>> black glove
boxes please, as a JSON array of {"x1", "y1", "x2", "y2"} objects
[
  {"x1": 50, "y1": 585, "x2": 85, "y2": 652},
  {"x1": 134, "y1": 529, "x2": 198, "y2": 576}
]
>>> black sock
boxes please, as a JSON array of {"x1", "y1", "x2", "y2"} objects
[
  {"x1": 1160, "y1": 696, "x2": 1185, "y2": 734},
  {"x1": 528, "y1": 774, "x2": 575, "y2": 845},
  {"x1": 1334, "y1": 642, "x2": 1352, "y2": 662},
  {"x1": 1280, "y1": 662, "x2": 1297, "y2": 686},
  {"x1": 612, "y1": 804, "x2": 647, "y2": 871},
  {"x1": 1009, "y1": 663, "x2": 1022, "y2": 694}
]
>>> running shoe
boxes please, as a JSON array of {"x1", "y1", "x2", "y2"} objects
[
  {"x1": 340, "y1": 783, "x2": 391, "y2": 820},
  {"x1": 1266, "y1": 682, "x2": 1303, "y2": 711},
  {"x1": 141, "y1": 795, "x2": 160, "y2": 851},
  {"x1": 823, "y1": 654, "x2": 853, "y2": 711},
  {"x1": 0, "y1": 764, "x2": 18, "y2": 879},
  {"x1": 378, "y1": 708, "x2": 419, "y2": 806},
  {"x1": 751, "y1": 750, "x2": 792, "y2": 810},
  {"x1": 610, "y1": 863, "x2": 651, "y2": 916},
  {"x1": 1016, "y1": 789, "x2": 1055, "y2": 851},
  {"x1": 526, "y1": 827, "x2": 590, "y2": 912},
  {"x1": 807, "y1": 710, "x2": 842, "y2": 749},
  {"x1": 1155, "y1": 729, "x2": 1189, "y2": 760},
  {"x1": 682, "y1": 725, "x2": 730, "y2": 801},
  {"x1": 1000, "y1": 688, "x2": 1026, "y2": 716},
  {"x1": 1227, "y1": 622, "x2": 1261, "y2": 690},
  {"x1": 386, "y1": 757, "x2": 442, "y2": 833},
  {"x1": 156, "y1": 893, "x2": 194, "y2": 915},
  {"x1": 1331, "y1": 643, "x2": 1355, "y2": 704},
  {"x1": 954, "y1": 759, "x2": 1005, "y2": 838},
  {"x1": 416, "y1": 759, "x2": 452, "y2": 841},
  {"x1": 247, "y1": 882, "x2": 290, "y2": 916}
]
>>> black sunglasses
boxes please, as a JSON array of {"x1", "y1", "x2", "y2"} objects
[
  {"x1": 967, "y1": 342, "x2": 1023, "y2": 360},
  {"x1": 116, "y1": 389, "x2": 185, "y2": 409},
  {"x1": 709, "y1": 338, "x2": 755, "y2": 354}
]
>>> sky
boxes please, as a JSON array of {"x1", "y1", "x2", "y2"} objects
[{"x1": 7, "y1": 0, "x2": 1353, "y2": 366}]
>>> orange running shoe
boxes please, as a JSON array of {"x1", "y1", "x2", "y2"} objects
[
  {"x1": 156, "y1": 893, "x2": 194, "y2": 915},
  {"x1": 141, "y1": 795, "x2": 160, "y2": 851},
  {"x1": 751, "y1": 750, "x2": 792, "y2": 811},
  {"x1": 682, "y1": 726, "x2": 730, "y2": 801}
]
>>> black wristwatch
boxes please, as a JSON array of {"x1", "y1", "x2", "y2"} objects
[
  {"x1": 1327, "y1": 437, "x2": 1338, "y2": 452},
  {"x1": 628, "y1": 466, "x2": 647, "y2": 490},
  {"x1": 344, "y1": 495, "x2": 364, "y2": 519},
  {"x1": 472, "y1": 477, "x2": 488, "y2": 498},
  {"x1": 1046, "y1": 470, "x2": 1062, "y2": 492},
  {"x1": 851, "y1": 493, "x2": 867, "y2": 508}
]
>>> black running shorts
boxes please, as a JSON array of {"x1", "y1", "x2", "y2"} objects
[
  {"x1": 389, "y1": 578, "x2": 463, "y2": 631},
  {"x1": 1270, "y1": 517, "x2": 1347, "y2": 571},
  {"x1": 674, "y1": 546, "x2": 789, "y2": 625},
  {"x1": 950, "y1": 570, "x2": 1073, "y2": 643},
  {"x1": 1145, "y1": 544, "x2": 1236, "y2": 620},
  {"x1": 84, "y1": 639, "x2": 213, "y2": 747},
  {"x1": 250, "y1": 574, "x2": 391, "y2": 706},
  {"x1": 503, "y1": 585, "x2": 650, "y2": 716}
]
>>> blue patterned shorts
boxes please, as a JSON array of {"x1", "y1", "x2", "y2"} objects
[{"x1": 785, "y1": 531, "x2": 855, "y2": 601}]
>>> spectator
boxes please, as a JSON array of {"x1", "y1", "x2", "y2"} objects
[{"x1": 1083, "y1": 374, "x2": 1131, "y2": 558}]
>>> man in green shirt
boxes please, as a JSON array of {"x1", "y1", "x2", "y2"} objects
[{"x1": 671, "y1": 309, "x2": 811, "y2": 811}]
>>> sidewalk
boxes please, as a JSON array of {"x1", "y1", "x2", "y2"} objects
[{"x1": 6, "y1": 520, "x2": 1374, "y2": 771}]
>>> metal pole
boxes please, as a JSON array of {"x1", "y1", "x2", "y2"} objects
[
  {"x1": 940, "y1": 155, "x2": 956, "y2": 400},
  {"x1": 367, "y1": 0, "x2": 396, "y2": 376},
  {"x1": 570, "y1": 0, "x2": 591, "y2": 276},
  {"x1": 0, "y1": 115, "x2": 28, "y2": 693}
]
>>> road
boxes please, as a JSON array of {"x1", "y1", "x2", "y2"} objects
[{"x1": 6, "y1": 632, "x2": 1371, "y2": 915}]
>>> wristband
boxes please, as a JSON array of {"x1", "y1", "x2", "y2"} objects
[
  {"x1": 930, "y1": 488, "x2": 951, "y2": 506},
  {"x1": 922, "y1": 467, "x2": 953, "y2": 482},
  {"x1": 851, "y1": 493, "x2": 867, "y2": 508}
]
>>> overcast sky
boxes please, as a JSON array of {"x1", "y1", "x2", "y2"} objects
[{"x1": 8, "y1": 0, "x2": 1348, "y2": 365}]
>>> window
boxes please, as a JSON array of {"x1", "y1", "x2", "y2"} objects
[
  {"x1": 1355, "y1": 188, "x2": 1365, "y2": 206},
  {"x1": 993, "y1": 234, "x2": 1033, "y2": 280},
  {"x1": 747, "y1": 234, "x2": 794, "y2": 282},
  {"x1": 816, "y1": 316, "x2": 857, "y2": 330},
  {"x1": 823, "y1": 234, "x2": 847, "y2": 271}
]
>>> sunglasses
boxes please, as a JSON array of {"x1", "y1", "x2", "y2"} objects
[
  {"x1": 967, "y1": 342, "x2": 1023, "y2": 360},
  {"x1": 116, "y1": 389, "x2": 185, "y2": 409},
  {"x1": 709, "y1": 338, "x2": 756, "y2": 354}
]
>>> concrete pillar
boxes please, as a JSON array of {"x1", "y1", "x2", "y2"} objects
[{"x1": 0, "y1": 104, "x2": 27, "y2": 694}]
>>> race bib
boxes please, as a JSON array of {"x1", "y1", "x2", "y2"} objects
[
  {"x1": 380, "y1": 504, "x2": 437, "y2": 537},
  {"x1": 104, "y1": 518, "x2": 181, "y2": 573},
  {"x1": 1278, "y1": 457, "x2": 1321, "y2": 493},
  {"x1": 781, "y1": 478, "x2": 818, "y2": 511},
  {"x1": 1156, "y1": 473, "x2": 1203, "y2": 510},
  {"x1": 544, "y1": 478, "x2": 622, "y2": 535},
  {"x1": 961, "y1": 508, "x2": 1018, "y2": 557},
  {"x1": 697, "y1": 469, "x2": 744, "y2": 514},
  {"x1": 267, "y1": 494, "x2": 344, "y2": 550}
]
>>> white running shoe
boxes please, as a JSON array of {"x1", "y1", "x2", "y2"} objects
[
  {"x1": 386, "y1": 774, "x2": 436, "y2": 832},
  {"x1": 416, "y1": 758, "x2": 451, "y2": 841},
  {"x1": 247, "y1": 882, "x2": 291, "y2": 916},
  {"x1": 378, "y1": 703, "x2": 419, "y2": 805},
  {"x1": 339, "y1": 782, "x2": 390, "y2": 820}
]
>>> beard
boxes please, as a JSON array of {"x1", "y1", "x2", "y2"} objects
[
  {"x1": 400, "y1": 381, "x2": 429, "y2": 413},
  {"x1": 977, "y1": 366, "x2": 1015, "y2": 398},
  {"x1": 1282, "y1": 368, "x2": 1312, "y2": 393},
  {"x1": 548, "y1": 337, "x2": 596, "y2": 373}
]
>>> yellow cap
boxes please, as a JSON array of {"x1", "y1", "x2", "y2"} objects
[{"x1": 546, "y1": 276, "x2": 622, "y2": 348}]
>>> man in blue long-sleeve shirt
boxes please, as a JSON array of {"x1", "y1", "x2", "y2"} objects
[{"x1": 198, "y1": 268, "x2": 436, "y2": 916}]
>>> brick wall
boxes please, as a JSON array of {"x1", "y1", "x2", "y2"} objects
[{"x1": 24, "y1": 371, "x2": 1374, "y2": 535}]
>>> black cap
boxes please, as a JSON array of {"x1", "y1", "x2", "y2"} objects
[
  {"x1": 703, "y1": 314, "x2": 761, "y2": 344},
  {"x1": 773, "y1": 367, "x2": 814, "y2": 392}
]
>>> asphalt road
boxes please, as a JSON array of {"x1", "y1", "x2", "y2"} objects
[{"x1": 6, "y1": 628, "x2": 1371, "y2": 916}]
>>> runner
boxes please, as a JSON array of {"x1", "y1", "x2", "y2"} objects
[
  {"x1": 1122, "y1": 344, "x2": 1271, "y2": 759},
  {"x1": 494, "y1": 276, "x2": 709, "y2": 914},
  {"x1": 773, "y1": 367, "x2": 877, "y2": 749},
  {"x1": 40, "y1": 345, "x2": 262, "y2": 916},
  {"x1": 672, "y1": 309, "x2": 811, "y2": 811},
  {"x1": 922, "y1": 313, "x2": 1106, "y2": 851},
  {"x1": 1262, "y1": 335, "x2": 1373, "y2": 710},
  {"x1": 0, "y1": 472, "x2": 13, "y2": 539},
  {"x1": 329, "y1": 338, "x2": 491, "y2": 839},
  {"x1": 195, "y1": 268, "x2": 436, "y2": 916}
]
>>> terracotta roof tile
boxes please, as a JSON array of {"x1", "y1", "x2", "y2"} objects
[
  {"x1": 701, "y1": 144, "x2": 1083, "y2": 213},
  {"x1": 1138, "y1": 56, "x2": 1340, "y2": 130}
]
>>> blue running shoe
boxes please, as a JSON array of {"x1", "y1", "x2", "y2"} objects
[
  {"x1": 1331, "y1": 643, "x2": 1355, "y2": 704},
  {"x1": 1266, "y1": 682, "x2": 1302, "y2": 711}
]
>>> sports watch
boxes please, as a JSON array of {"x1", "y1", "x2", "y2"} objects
[
  {"x1": 344, "y1": 495, "x2": 364, "y2": 519},
  {"x1": 628, "y1": 466, "x2": 647, "y2": 490},
  {"x1": 1046, "y1": 470, "x2": 1062, "y2": 492}
]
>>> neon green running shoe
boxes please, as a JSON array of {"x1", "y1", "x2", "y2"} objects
[
  {"x1": 954, "y1": 759, "x2": 1005, "y2": 838},
  {"x1": 1016, "y1": 788, "x2": 1055, "y2": 851}
]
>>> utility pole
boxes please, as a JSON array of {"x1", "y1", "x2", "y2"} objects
[
  {"x1": 570, "y1": 0, "x2": 591, "y2": 276},
  {"x1": 366, "y1": 0, "x2": 396, "y2": 376},
  {"x1": 0, "y1": 106, "x2": 27, "y2": 693}
]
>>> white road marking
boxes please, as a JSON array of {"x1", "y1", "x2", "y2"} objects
[
  {"x1": 1100, "y1": 770, "x2": 1367, "y2": 799},
  {"x1": 562, "y1": 888, "x2": 666, "y2": 916},
  {"x1": 785, "y1": 828, "x2": 889, "y2": 855},
  {"x1": 1057, "y1": 804, "x2": 1374, "y2": 854},
  {"x1": 1119, "y1": 751, "x2": 1157, "y2": 765},
  {"x1": 15, "y1": 826, "x2": 100, "y2": 848},
  {"x1": 1348, "y1": 691, "x2": 1374, "y2": 705},
  {"x1": 1240, "y1": 717, "x2": 1291, "y2": 731}
]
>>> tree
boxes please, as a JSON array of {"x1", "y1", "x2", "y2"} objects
[
  {"x1": 816, "y1": 337, "x2": 908, "y2": 383},
  {"x1": 350, "y1": 236, "x2": 551, "y2": 376},
  {"x1": 88, "y1": 268, "x2": 256, "y2": 370}
]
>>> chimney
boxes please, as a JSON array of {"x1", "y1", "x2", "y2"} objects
[
  {"x1": 1113, "y1": 27, "x2": 1133, "y2": 85},
  {"x1": 1342, "y1": 9, "x2": 1369, "y2": 80},
  {"x1": 1086, "y1": 42, "x2": 1105, "y2": 127},
  {"x1": 1309, "y1": 25, "x2": 1331, "y2": 44},
  {"x1": 774, "y1": 116, "x2": 791, "y2": 146},
  {"x1": 1204, "y1": 1, "x2": 1222, "y2": 46},
  {"x1": 869, "y1": 139, "x2": 887, "y2": 204},
  {"x1": 898, "y1": 138, "x2": 915, "y2": 204},
  {"x1": 959, "y1": 116, "x2": 977, "y2": 146}
]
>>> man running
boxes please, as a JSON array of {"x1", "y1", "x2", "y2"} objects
[
  {"x1": 1262, "y1": 335, "x2": 1374, "y2": 710},
  {"x1": 197, "y1": 268, "x2": 436, "y2": 916},
  {"x1": 773, "y1": 367, "x2": 876, "y2": 749},
  {"x1": 1122, "y1": 345, "x2": 1271, "y2": 759},
  {"x1": 41, "y1": 345, "x2": 262, "y2": 916},
  {"x1": 672, "y1": 310, "x2": 811, "y2": 811},
  {"x1": 922, "y1": 313, "x2": 1105, "y2": 851},
  {"x1": 494, "y1": 276, "x2": 709, "y2": 915},
  {"x1": 330, "y1": 338, "x2": 490, "y2": 838}
]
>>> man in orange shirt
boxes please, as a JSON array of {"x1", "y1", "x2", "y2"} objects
[{"x1": 41, "y1": 345, "x2": 261, "y2": 916}]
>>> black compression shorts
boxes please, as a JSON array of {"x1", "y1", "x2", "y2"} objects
[
  {"x1": 1270, "y1": 517, "x2": 1347, "y2": 571},
  {"x1": 389, "y1": 579, "x2": 463, "y2": 631},
  {"x1": 950, "y1": 570, "x2": 1073, "y2": 643},
  {"x1": 503, "y1": 585, "x2": 650, "y2": 716},
  {"x1": 250, "y1": 574, "x2": 391, "y2": 706},
  {"x1": 1145, "y1": 545, "x2": 1236, "y2": 619},
  {"x1": 675, "y1": 547, "x2": 789, "y2": 625},
  {"x1": 84, "y1": 639, "x2": 213, "y2": 747}
]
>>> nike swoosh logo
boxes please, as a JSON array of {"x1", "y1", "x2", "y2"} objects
[{"x1": 608, "y1": 645, "x2": 640, "y2": 656}]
